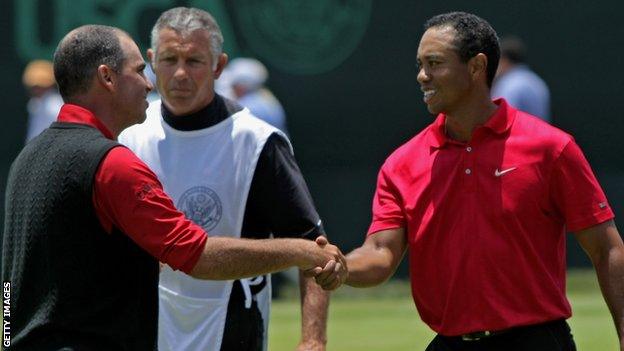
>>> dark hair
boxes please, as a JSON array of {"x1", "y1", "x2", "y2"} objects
[
  {"x1": 499, "y1": 36, "x2": 526, "y2": 64},
  {"x1": 53, "y1": 25, "x2": 126, "y2": 100},
  {"x1": 424, "y1": 12, "x2": 500, "y2": 87}
]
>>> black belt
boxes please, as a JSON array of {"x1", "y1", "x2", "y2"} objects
[
  {"x1": 453, "y1": 319, "x2": 568, "y2": 342},
  {"x1": 460, "y1": 329, "x2": 509, "y2": 341}
]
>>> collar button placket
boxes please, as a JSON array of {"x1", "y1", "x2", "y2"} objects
[{"x1": 464, "y1": 144, "x2": 477, "y2": 193}]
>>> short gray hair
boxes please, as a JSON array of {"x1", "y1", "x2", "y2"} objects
[
  {"x1": 150, "y1": 7, "x2": 223, "y2": 69},
  {"x1": 54, "y1": 25, "x2": 126, "y2": 100}
]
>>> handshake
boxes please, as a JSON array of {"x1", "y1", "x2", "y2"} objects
[
  {"x1": 188, "y1": 234, "x2": 355, "y2": 290},
  {"x1": 298, "y1": 236, "x2": 349, "y2": 291}
]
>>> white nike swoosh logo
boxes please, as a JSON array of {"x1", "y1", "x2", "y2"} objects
[{"x1": 494, "y1": 167, "x2": 517, "y2": 177}]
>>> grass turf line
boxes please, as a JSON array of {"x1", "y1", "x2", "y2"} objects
[{"x1": 268, "y1": 269, "x2": 617, "y2": 350}]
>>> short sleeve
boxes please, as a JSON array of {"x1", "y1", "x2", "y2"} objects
[
  {"x1": 549, "y1": 140, "x2": 614, "y2": 232},
  {"x1": 242, "y1": 133, "x2": 323, "y2": 240},
  {"x1": 367, "y1": 163, "x2": 406, "y2": 235}
]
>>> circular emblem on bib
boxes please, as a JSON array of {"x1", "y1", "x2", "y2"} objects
[
  {"x1": 232, "y1": 0, "x2": 373, "y2": 74},
  {"x1": 177, "y1": 186, "x2": 222, "y2": 231}
]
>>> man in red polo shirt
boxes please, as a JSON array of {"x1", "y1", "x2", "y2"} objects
[{"x1": 331, "y1": 11, "x2": 624, "y2": 351}]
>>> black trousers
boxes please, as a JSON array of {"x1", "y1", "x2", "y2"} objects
[
  {"x1": 220, "y1": 281, "x2": 265, "y2": 351},
  {"x1": 425, "y1": 320, "x2": 576, "y2": 351}
]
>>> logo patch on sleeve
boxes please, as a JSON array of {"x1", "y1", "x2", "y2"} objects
[{"x1": 136, "y1": 183, "x2": 154, "y2": 200}]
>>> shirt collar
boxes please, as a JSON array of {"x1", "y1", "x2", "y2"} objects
[
  {"x1": 57, "y1": 104, "x2": 114, "y2": 139},
  {"x1": 482, "y1": 98, "x2": 515, "y2": 134},
  {"x1": 427, "y1": 98, "x2": 515, "y2": 148}
]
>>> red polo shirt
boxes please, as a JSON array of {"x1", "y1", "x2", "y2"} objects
[
  {"x1": 57, "y1": 104, "x2": 207, "y2": 274},
  {"x1": 369, "y1": 99, "x2": 614, "y2": 336}
]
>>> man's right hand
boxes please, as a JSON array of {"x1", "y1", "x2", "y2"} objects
[{"x1": 302, "y1": 236, "x2": 348, "y2": 290}]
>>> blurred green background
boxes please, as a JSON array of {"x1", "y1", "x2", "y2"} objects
[
  {"x1": 1, "y1": 1, "x2": 622, "y2": 271},
  {"x1": 1, "y1": 0, "x2": 623, "y2": 349}
]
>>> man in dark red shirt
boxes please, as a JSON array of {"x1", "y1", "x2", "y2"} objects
[
  {"x1": 325, "y1": 11, "x2": 624, "y2": 351},
  {"x1": 1, "y1": 25, "x2": 345, "y2": 350}
]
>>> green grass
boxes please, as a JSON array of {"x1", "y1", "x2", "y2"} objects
[{"x1": 268, "y1": 269, "x2": 618, "y2": 350}]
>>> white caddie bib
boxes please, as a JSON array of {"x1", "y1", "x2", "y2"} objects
[{"x1": 120, "y1": 100, "x2": 290, "y2": 351}]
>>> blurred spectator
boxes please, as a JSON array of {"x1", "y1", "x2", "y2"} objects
[
  {"x1": 492, "y1": 36, "x2": 551, "y2": 122},
  {"x1": 214, "y1": 63, "x2": 235, "y2": 100},
  {"x1": 144, "y1": 64, "x2": 160, "y2": 102},
  {"x1": 224, "y1": 58, "x2": 288, "y2": 133},
  {"x1": 22, "y1": 60, "x2": 63, "y2": 141}
]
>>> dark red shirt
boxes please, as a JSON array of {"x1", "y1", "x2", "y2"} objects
[
  {"x1": 58, "y1": 104, "x2": 207, "y2": 274},
  {"x1": 369, "y1": 99, "x2": 614, "y2": 335}
]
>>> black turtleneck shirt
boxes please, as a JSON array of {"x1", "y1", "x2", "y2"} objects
[{"x1": 161, "y1": 94, "x2": 324, "y2": 241}]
